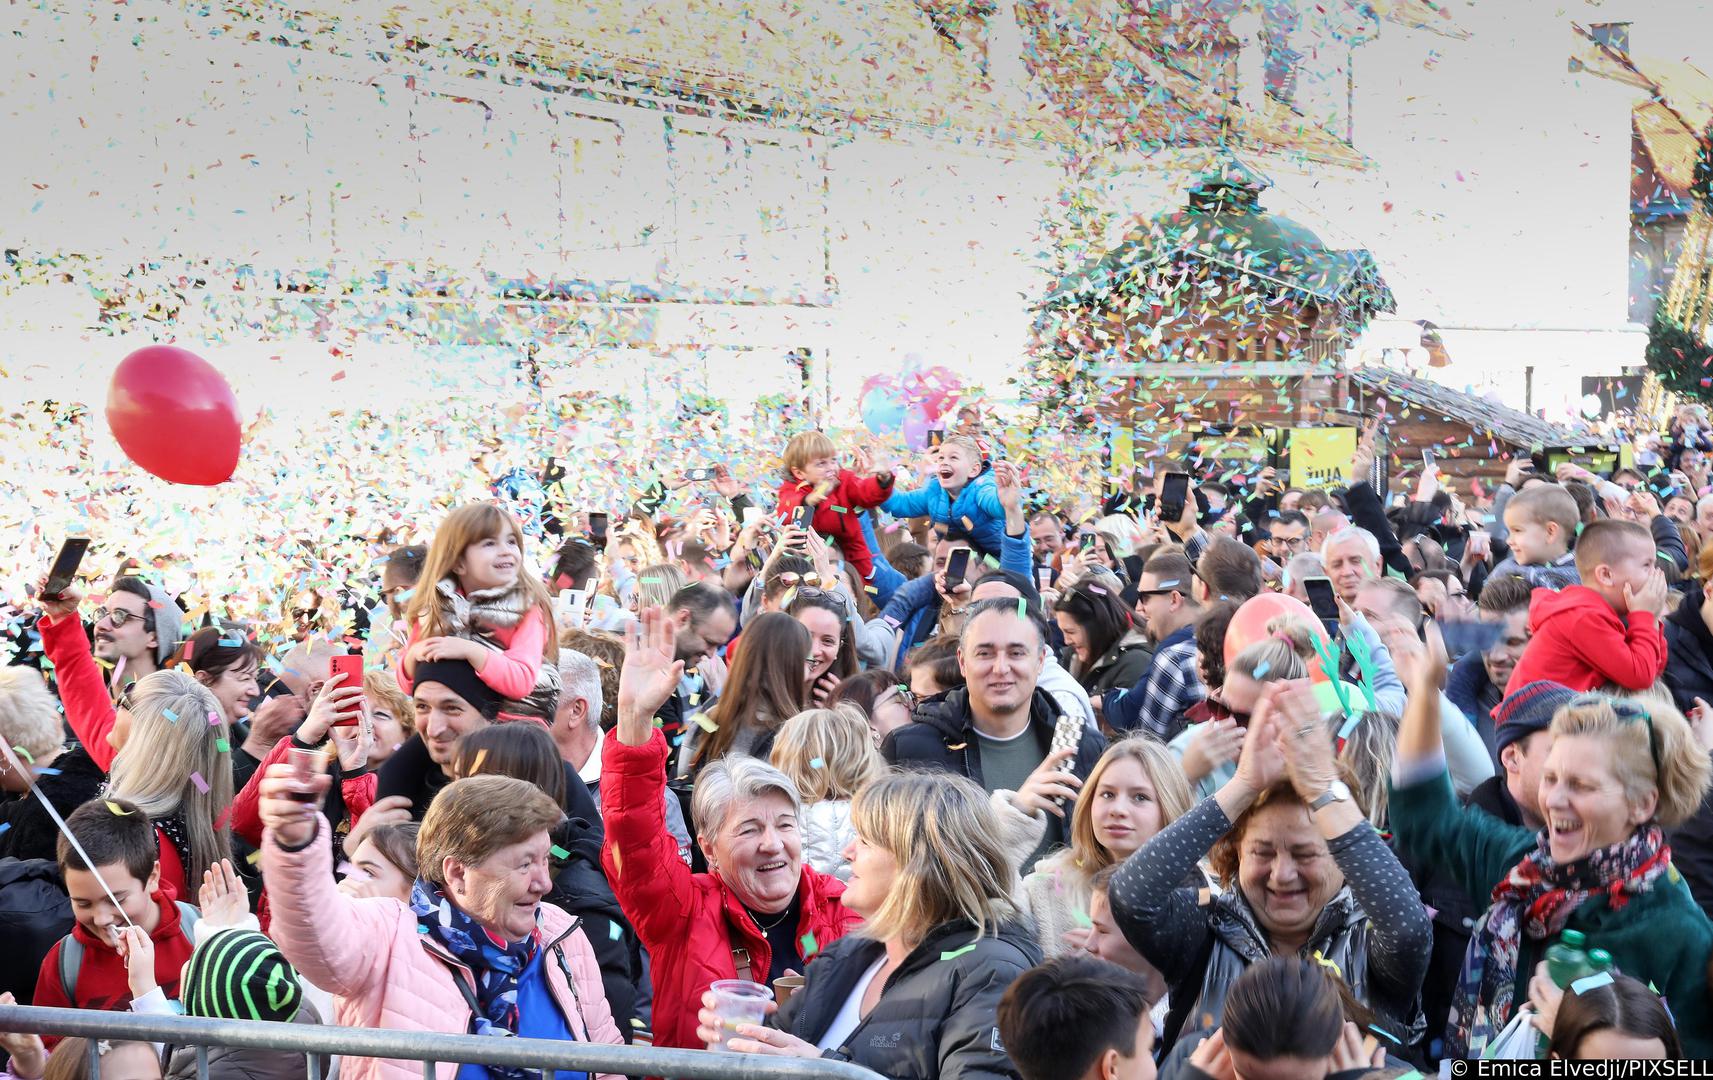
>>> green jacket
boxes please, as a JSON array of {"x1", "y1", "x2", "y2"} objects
[{"x1": 1389, "y1": 768, "x2": 1713, "y2": 1057}]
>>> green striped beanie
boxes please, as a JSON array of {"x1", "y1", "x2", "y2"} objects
[{"x1": 182, "y1": 930, "x2": 304, "y2": 1023}]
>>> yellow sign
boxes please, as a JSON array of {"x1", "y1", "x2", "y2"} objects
[{"x1": 1288, "y1": 428, "x2": 1357, "y2": 490}]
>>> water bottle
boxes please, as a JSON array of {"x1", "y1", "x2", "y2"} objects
[
  {"x1": 1587, "y1": 949, "x2": 1614, "y2": 976},
  {"x1": 1545, "y1": 929, "x2": 1594, "y2": 988}
]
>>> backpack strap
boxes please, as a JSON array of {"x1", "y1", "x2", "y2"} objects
[
  {"x1": 58, "y1": 933, "x2": 83, "y2": 1003},
  {"x1": 176, "y1": 901, "x2": 201, "y2": 940}
]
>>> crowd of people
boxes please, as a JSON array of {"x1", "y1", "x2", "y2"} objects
[{"x1": 2, "y1": 405, "x2": 1713, "y2": 1080}]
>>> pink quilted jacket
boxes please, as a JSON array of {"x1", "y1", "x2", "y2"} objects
[{"x1": 262, "y1": 826, "x2": 623, "y2": 1080}]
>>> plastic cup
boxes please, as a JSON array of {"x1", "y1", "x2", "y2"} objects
[{"x1": 707, "y1": 979, "x2": 774, "y2": 1050}]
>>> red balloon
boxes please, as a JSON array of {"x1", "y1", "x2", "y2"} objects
[
  {"x1": 105, "y1": 345, "x2": 241, "y2": 486},
  {"x1": 1224, "y1": 592, "x2": 1331, "y2": 681}
]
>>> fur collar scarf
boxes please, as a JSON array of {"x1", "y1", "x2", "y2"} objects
[{"x1": 436, "y1": 577, "x2": 532, "y2": 634}]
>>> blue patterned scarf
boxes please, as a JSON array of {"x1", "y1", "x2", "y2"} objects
[{"x1": 412, "y1": 878, "x2": 539, "y2": 1076}]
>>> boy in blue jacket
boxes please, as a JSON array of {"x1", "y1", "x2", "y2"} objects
[{"x1": 882, "y1": 435, "x2": 1007, "y2": 560}]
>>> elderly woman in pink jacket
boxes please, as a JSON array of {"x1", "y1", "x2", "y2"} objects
[{"x1": 258, "y1": 765, "x2": 622, "y2": 1080}]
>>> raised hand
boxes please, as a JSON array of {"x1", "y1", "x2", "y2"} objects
[
  {"x1": 37, "y1": 581, "x2": 82, "y2": 620},
  {"x1": 993, "y1": 459, "x2": 1024, "y2": 515},
  {"x1": 298, "y1": 671, "x2": 367, "y2": 745},
  {"x1": 711, "y1": 463, "x2": 744, "y2": 499},
  {"x1": 257, "y1": 761, "x2": 331, "y2": 848},
  {"x1": 1270, "y1": 680, "x2": 1340, "y2": 804},
  {"x1": 1181, "y1": 716, "x2": 1245, "y2": 785},
  {"x1": 199, "y1": 859, "x2": 251, "y2": 928},
  {"x1": 616, "y1": 607, "x2": 685, "y2": 745}
]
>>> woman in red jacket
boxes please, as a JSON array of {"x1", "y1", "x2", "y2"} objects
[{"x1": 601, "y1": 607, "x2": 861, "y2": 1050}]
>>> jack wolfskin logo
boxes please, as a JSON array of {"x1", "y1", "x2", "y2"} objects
[
  {"x1": 869, "y1": 1032, "x2": 902, "y2": 1048},
  {"x1": 990, "y1": 1028, "x2": 1005, "y2": 1053}
]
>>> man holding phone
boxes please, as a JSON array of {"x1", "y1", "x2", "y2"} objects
[
  {"x1": 1103, "y1": 551, "x2": 1205, "y2": 741},
  {"x1": 38, "y1": 575, "x2": 182, "y2": 690}
]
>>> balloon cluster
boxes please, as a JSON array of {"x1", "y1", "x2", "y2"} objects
[{"x1": 857, "y1": 357, "x2": 964, "y2": 449}]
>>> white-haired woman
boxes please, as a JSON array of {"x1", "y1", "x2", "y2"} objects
[
  {"x1": 695, "y1": 770, "x2": 1042, "y2": 1079},
  {"x1": 601, "y1": 608, "x2": 861, "y2": 1051},
  {"x1": 0, "y1": 668, "x2": 107, "y2": 863}
]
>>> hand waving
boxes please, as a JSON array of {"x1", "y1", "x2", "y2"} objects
[
  {"x1": 617, "y1": 607, "x2": 685, "y2": 744},
  {"x1": 199, "y1": 859, "x2": 251, "y2": 928}
]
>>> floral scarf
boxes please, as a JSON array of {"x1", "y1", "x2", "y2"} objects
[
  {"x1": 1450, "y1": 825, "x2": 1669, "y2": 1057},
  {"x1": 412, "y1": 878, "x2": 540, "y2": 1079}
]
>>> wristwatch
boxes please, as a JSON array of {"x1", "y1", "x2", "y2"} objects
[{"x1": 1309, "y1": 781, "x2": 1352, "y2": 812}]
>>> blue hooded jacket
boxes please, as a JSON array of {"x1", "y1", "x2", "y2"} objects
[{"x1": 881, "y1": 466, "x2": 1006, "y2": 558}]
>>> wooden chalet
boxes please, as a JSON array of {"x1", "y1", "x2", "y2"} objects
[{"x1": 1033, "y1": 156, "x2": 1393, "y2": 479}]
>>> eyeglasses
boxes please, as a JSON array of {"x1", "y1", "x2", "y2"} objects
[
  {"x1": 1569, "y1": 693, "x2": 1662, "y2": 781},
  {"x1": 1271, "y1": 536, "x2": 1308, "y2": 551},
  {"x1": 94, "y1": 606, "x2": 151, "y2": 631},
  {"x1": 875, "y1": 686, "x2": 918, "y2": 713},
  {"x1": 773, "y1": 571, "x2": 826, "y2": 589}
]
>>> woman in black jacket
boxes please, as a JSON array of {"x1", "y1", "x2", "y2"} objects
[{"x1": 696, "y1": 770, "x2": 1041, "y2": 1079}]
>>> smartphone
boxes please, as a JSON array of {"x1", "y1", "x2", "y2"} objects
[
  {"x1": 1304, "y1": 577, "x2": 1340, "y2": 626},
  {"x1": 791, "y1": 504, "x2": 812, "y2": 531},
  {"x1": 927, "y1": 429, "x2": 946, "y2": 448},
  {"x1": 42, "y1": 538, "x2": 91, "y2": 600},
  {"x1": 1035, "y1": 566, "x2": 1054, "y2": 591},
  {"x1": 1160, "y1": 472, "x2": 1190, "y2": 524},
  {"x1": 588, "y1": 512, "x2": 608, "y2": 542},
  {"x1": 1080, "y1": 532, "x2": 1098, "y2": 552},
  {"x1": 685, "y1": 467, "x2": 713, "y2": 482},
  {"x1": 328, "y1": 654, "x2": 364, "y2": 725},
  {"x1": 288, "y1": 747, "x2": 323, "y2": 803},
  {"x1": 944, "y1": 546, "x2": 972, "y2": 590},
  {"x1": 1421, "y1": 448, "x2": 1437, "y2": 471},
  {"x1": 741, "y1": 505, "x2": 763, "y2": 528}
]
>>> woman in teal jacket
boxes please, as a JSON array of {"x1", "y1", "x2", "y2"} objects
[{"x1": 1389, "y1": 644, "x2": 1713, "y2": 1058}]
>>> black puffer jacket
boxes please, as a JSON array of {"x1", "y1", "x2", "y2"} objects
[
  {"x1": 774, "y1": 920, "x2": 1041, "y2": 1080},
  {"x1": 882, "y1": 688, "x2": 1105, "y2": 856},
  {"x1": 0, "y1": 857, "x2": 72, "y2": 1003},
  {"x1": 547, "y1": 814, "x2": 642, "y2": 1041},
  {"x1": 0, "y1": 745, "x2": 106, "y2": 864}
]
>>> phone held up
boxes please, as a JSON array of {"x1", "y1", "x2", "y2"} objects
[
  {"x1": 41, "y1": 538, "x2": 90, "y2": 601},
  {"x1": 1303, "y1": 576, "x2": 1340, "y2": 634},
  {"x1": 327, "y1": 654, "x2": 364, "y2": 726}
]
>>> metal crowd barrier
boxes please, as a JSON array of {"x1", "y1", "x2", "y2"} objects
[{"x1": 0, "y1": 1006, "x2": 885, "y2": 1080}]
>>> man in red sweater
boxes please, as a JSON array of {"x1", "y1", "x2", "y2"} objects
[
  {"x1": 32, "y1": 798, "x2": 194, "y2": 1027},
  {"x1": 1505, "y1": 519, "x2": 1671, "y2": 695}
]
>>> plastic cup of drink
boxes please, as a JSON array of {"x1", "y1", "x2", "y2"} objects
[{"x1": 707, "y1": 979, "x2": 774, "y2": 1050}]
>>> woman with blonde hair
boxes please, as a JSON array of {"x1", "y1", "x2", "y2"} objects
[
  {"x1": 1020, "y1": 734, "x2": 1194, "y2": 958},
  {"x1": 770, "y1": 703, "x2": 887, "y2": 881},
  {"x1": 106, "y1": 669, "x2": 235, "y2": 898},
  {"x1": 1391, "y1": 649, "x2": 1713, "y2": 1057},
  {"x1": 696, "y1": 770, "x2": 1040, "y2": 1076}
]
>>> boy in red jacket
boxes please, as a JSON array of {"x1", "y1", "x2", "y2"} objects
[
  {"x1": 1505, "y1": 518, "x2": 1672, "y2": 696},
  {"x1": 33, "y1": 798, "x2": 195, "y2": 1031},
  {"x1": 771, "y1": 430, "x2": 894, "y2": 585}
]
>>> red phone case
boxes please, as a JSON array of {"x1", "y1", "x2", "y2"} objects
[{"x1": 329, "y1": 656, "x2": 363, "y2": 725}]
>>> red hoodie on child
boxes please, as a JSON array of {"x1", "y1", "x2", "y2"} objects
[
  {"x1": 1504, "y1": 585, "x2": 1667, "y2": 696},
  {"x1": 32, "y1": 888, "x2": 195, "y2": 1030},
  {"x1": 772, "y1": 468, "x2": 895, "y2": 582}
]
